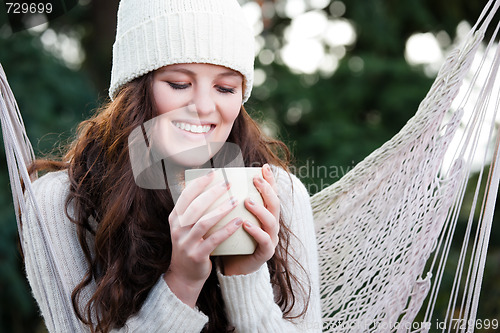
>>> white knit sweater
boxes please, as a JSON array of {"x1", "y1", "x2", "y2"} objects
[{"x1": 21, "y1": 167, "x2": 321, "y2": 332}]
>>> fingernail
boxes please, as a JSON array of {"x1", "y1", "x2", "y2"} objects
[
  {"x1": 247, "y1": 198, "x2": 255, "y2": 205},
  {"x1": 255, "y1": 177, "x2": 264, "y2": 184},
  {"x1": 264, "y1": 164, "x2": 271, "y2": 175},
  {"x1": 244, "y1": 221, "x2": 252, "y2": 228},
  {"x1": 221, "y1": 180, "x2": 231, "y2": 189},
  {"x1": 230, "y1": 197, "x2": 238, "y2": 206},
  {"x1": 234, "y1": 218, "x2": 243, "y2": 226}
]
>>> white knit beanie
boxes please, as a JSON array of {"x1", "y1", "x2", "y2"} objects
[{"x1": 109, "y1": 0, "x2": 255, "y2": 103}]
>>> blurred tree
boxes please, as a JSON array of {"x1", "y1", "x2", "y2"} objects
[
  {"x1": 249, "y1": 0, "x2": 489, "y2": 191},
  {"x1": 78, "y1": 0, "x2": 119, "y2": 94}
]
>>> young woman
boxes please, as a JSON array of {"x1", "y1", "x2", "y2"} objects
[{"x1": 21, "y1": 0, "x2": 321, "y2": 332}]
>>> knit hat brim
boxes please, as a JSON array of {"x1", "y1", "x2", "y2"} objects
[{"x1": 109, "y1": 1, "x2": 255, "y2": 103}]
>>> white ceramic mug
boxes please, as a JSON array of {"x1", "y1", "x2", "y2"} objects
[{"x1": 185, "y1": 167, "x2": 264, "y2": 256}]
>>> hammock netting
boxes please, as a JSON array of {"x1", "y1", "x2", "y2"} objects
[
  {"x1": 2, "y1": 1, "x2": 500, "y2": 332},
  {"x1": 311, "y1": 1, "x2": 500, "y2": 331}
]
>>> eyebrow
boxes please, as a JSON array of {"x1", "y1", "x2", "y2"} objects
[{"x1": 157, "y1": 67, "x2": 242, "y2": 79}]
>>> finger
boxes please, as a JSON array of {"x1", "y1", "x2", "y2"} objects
[
  {"x1": 262, "y1": 163, "x2": 278, "y2": 192},
  {"x1": 253, "y1": 174, "x2": 280, "y2": 220},
  {"x1": 245, "y1": 198, "x2": 279, "y2": 243},
  {"x1": 178, "y1": 179, "x2": 232, "y2": 227},
  {"x1": 175, "y1": 171, "x2": 216, "y2": 214},
  {"x1": 197, "y1": 217, "x2": 244, "y2": 255},
  {"x1": 189, "y1": 196, "x2": 239, "y2": 240},
  {"x1": 242, "y1": 221, "x2": 276, "y2": 255}
]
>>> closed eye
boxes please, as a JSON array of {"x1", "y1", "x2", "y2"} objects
[
  {"x1": 167, "y1": 82, "x2": 190, "y2": 90},
  {"x1": 216, "y1": 86, "x2": 236, "y2": 94}
]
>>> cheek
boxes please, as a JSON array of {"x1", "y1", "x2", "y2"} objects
[
  {"x1": 152, "y1": 85, "x2": 167, "y2": 114},
  {"x1": 219, "y1": 110, "x2": 240, "y2": 137},
  {"x1": 152, "y1": 83, "x2": 179, "y2": 115},
  {"x1": 222, "y1": 100, "x2": 242, "y2": 125},
  {"x1": 228, "y1": 108, "x2": 240, "y2": 124}
]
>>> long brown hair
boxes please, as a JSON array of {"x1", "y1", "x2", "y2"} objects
[{"x1": 28, "y1": 71, "x2": 310, "y2": 332}]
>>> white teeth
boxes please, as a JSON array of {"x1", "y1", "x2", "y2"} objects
[{"x1": 174, "y1": 122, "x2": 212, "y2": 134}]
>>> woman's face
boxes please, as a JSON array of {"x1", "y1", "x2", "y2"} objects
[{"x1": 149, "y1": 63, "x2": 243, "y2": 167}]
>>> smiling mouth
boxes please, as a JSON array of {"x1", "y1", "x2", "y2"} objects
[{"x1": 172, "y1": 121, "x2": 215, "y2": 134}]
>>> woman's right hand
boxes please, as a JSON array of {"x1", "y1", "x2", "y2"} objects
[{"x1": 164, "y1": 171, "x2": 242, "y2": 308}]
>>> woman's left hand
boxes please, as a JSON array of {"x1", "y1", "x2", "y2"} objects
[{"x1": 222, "y1": 163, "x2": 280, "y2": 276}]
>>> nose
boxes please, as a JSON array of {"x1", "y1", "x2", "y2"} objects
[{"x1": 192, "y1": 86, "x2": 215, "y2": 116}]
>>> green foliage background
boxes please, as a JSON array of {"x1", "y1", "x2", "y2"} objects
[{"x1": 0, "y1": 0, "x2": 498, "y2": 332}]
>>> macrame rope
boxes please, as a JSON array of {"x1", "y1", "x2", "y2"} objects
[
  {"x1": 421, "y1": 11, "x2": 500, "y2": 333},
  {"x1": 458, "y1": 37, "x2": 500, "y2": 332},
  {"x1": 311, "y1": 2, "x2": 500, "y2": 331},
  {"x1": 0, "y1": 64, "x2": 34, "y2": 243},
  {"x1": 0, "y1": 64, "x2": 80, "y2": 330}
]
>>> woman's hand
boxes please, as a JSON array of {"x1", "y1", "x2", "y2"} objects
[
  {"x1": 222, "y1": 163, "x2": 280, "y2": 276},
  {"x1": 164, "y1": 171, "x2": 243, "y2": 307}
]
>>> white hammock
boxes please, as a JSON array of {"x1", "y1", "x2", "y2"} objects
[
  {"x1": 1, "y1": 1, "x2": 500, "y2": 332},
  {"x1": 311, "y1": 1, "x2": 500, "y2": 331}
]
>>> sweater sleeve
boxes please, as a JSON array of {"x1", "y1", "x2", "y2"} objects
[
  {"x1": 216, "y1": 166, "x2": 322, "y2": 332},
  {"x1": 21, "y1": 170, "x2": 208, "y2": 333}
]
